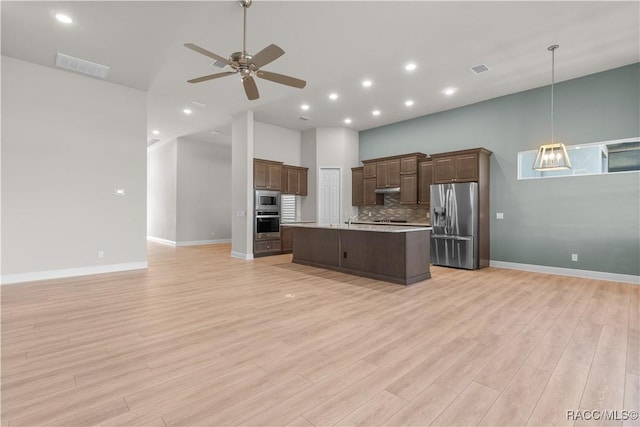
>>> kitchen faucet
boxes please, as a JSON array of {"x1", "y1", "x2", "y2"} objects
[{"x1": 348, "y1": 214, "x2": 358, "y2": 226}]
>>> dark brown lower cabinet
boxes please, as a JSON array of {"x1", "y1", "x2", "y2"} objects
[
  {"x1": 254, "y1": 239, "x2": 281, "y2": 257},
  {"x1": 291, "y1": 226, "x2": 431, "y2": 285},
  {"x1": 281, "y1": 226, "x2": 293, "y2": 253}
]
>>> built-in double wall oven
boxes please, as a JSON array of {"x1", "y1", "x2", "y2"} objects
[{"x1": 255, "y1": 190, "x2": 280, "y2": 240}]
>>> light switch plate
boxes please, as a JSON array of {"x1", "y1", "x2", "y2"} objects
[
  {"x1": 496, "y1": 212, "x2": 504, "y2": 219},
  {"x1": 115, "y1": 189, "x2": 125, "y2": 196}
]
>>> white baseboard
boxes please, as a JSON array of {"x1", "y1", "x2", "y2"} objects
[
  {"x1": 176, "y1": 239, "x2": 232, "y2": 247},
  {"x1": 489, "y1": 260, "x2": 639, "y2": 285},
  {"x1": 1, "y1": 261, "x2": 148, "y2": 285},
  {"x1": 146, "y1": 236, "x2": 176, "y2": 245},
  {"x1": 230, "y1": 251, "x2": 254, "y2": 260},
  {"x1": 147, "y1": 236, "x2": 232, "y2": 247}
]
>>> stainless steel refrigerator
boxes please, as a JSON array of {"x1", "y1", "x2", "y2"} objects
[{"x1": 430, "y1": 182, "x2": 479, "y2": 270}]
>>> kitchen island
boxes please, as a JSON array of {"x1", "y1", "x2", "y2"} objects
[{"x1": 289, "y1": 223, "x2": 432, "y2": 285}]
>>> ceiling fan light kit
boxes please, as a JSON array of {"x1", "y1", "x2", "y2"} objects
[{"x1": 184, "y1": 0, "x2": 306, "y2": 101}]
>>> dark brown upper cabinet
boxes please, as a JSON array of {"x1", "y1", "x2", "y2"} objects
[{"x1": 254, "y1": 159, "x2": 283, "y2": 190}]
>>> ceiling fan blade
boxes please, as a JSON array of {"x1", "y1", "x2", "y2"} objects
[
  {"x1": 184, "y1": 43, "x2": 231, "y2": 66},
  {"x1": 250, "y1": 44, "x2": 285, "y2": 69},
  {"x1": 243, "y1": 76, "x2": 259, "y2": 100},
  {"x1": 256, "y1": 70, "x2": 306, "y2": 89},
  {"x1": 187, "y1": 71, "x2": 237, "y2": 84}
]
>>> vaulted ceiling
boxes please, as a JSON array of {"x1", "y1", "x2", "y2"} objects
[{"x1": 2, "y1": 1, "x2": 639, "y2": 146}]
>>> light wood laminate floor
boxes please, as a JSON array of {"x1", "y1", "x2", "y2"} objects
[{"x1": 2, "y1": 242, "x2": 638, "y2": 426}]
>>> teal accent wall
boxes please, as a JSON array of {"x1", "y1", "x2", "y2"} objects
[{"x1": 360, "y1": 63, "x2": 640, "y2": 276}]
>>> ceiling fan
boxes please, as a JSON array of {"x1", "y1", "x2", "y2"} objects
[{"x1": 184, "y1": 0, "x2": 306, "y2": 101}]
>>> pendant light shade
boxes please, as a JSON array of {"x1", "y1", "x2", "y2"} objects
[
  {"x1": 533, "y1": 45, "x2": 572, "y2": 171},
  {"x1": 533, "y1": 142, "x2": 572, "y2": 171}
]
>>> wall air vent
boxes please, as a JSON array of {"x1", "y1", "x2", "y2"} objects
[
  {"x1": 298, "y1": 116, "x2": 311, "y2": 121},
  {"x1": 55, "y1": 53, "x2": 110, "y2": 79},
  {"x1": 470, "y1": 64, "x2": 491, "y2": 75}
]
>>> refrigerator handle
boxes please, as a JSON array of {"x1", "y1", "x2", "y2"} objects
[{"x1": 445, "y1": 188, "x2": 451, "y2": 234}]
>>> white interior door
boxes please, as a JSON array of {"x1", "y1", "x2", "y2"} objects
[{"x1": 318, "y1": 168, "x2": 341, "y2": 224}]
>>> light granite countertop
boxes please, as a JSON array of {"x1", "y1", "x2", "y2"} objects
[{"x1": 285, "y1": 222, "x2": 432, "y2": 233}]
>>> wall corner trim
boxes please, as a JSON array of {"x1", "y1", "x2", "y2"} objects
[
  {"x1": 489, "y1": 260, "x2": 640, "y2": 285},
  {"x1": 1, "y1": 262, "x2": 148, "y2": 285},
  {"x1": 230, "y1": 251, "x2": 254, "y2": 260}
]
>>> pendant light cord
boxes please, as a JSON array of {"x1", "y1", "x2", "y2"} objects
[{"x1": 549, "y1": 45, "x2": 558, "y2": 144}]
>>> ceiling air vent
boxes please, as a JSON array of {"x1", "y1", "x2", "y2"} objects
[
  {"x1": 55, "y1": 53, "x2": 110, "y2": 79},
  {"x1": 298, "y1": 115, "x2": 311, "y2": 121},
  {"x1": 470, "y1": 64, "x2": 491, "y2": 75},
  {"x1": 147, "y1": 138, "x2": 160, "y2": 147},
  {"x1": 210, "y1": 60, "x2": 228, "y2": 69}
]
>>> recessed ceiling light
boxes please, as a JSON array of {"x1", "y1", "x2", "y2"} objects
[
  {"x1": 183, "y1": 108, "x2": 192, "y2": 115},
  {"x1": 329, "y1": 93, "x2": 338, "y2": 100},
  {"x1": 372, "y1": 110, "x2": 381, "y2": 116},
  {"x1": 405, "y1": 63, "x2": 417, "y2": 71},
  {"x1": 301, "y1": 104, "x2": 310, "y2": 111},
  {"x1": 152, "y1": 130, "x2": 160, "y2": 135},
  {"x1": 55, "y1": 13, "x2": 73, "y2": 24},
  {"x1": 362, "y1": 80, "x2": 373, "y2": 88},
  {"x1": 442, "y1": 87, "x2": 458, "y2": 96},
  {"x1": 344, "y1": 118, "x2": 352, "y2": 124},
  {"x1": 405, "y1": 100, "x2": 414, "y2": 107}
]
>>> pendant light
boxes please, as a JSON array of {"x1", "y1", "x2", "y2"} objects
[{"x1": 533, "y1": 45, "x2": 572, "y2": 171}]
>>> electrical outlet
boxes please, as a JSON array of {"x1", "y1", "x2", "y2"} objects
[
  {"x1": 368, "y1": 212, "x2": 372, "y2": 217},
  {"x1": 571, "y1": 254, "x2": 578, "y2": 262},
  {"x1": 98, "y1": 250, "x2": 104, "y2": 259},
  {"x1": 211, "y1": 232, "x2": 215, "y2": 237},
  {"x1": 114, "y1": 189, "x2": 125, "y2": 196}
]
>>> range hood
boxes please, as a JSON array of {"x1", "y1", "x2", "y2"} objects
[{"x1": 375, "y1": 187, "x2": 401, "y2": 194}]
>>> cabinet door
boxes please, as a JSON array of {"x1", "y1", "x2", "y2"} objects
[
  {"x1": 454, "y1": 153, "x2": 478, "y2": 182},
  {"x1": 281, "y1": 227, "x2": 293, "y2": 253},
  {"x1": 388, "y1": 159, "x2": 401, "y2": 186},
  {"x1": 433, "y1": 157, "x2": 456, "y2": 183},
  {"x1": 352, "y1": 168, "x2": 364, "y2": 206},
  {"x1": 363, "y1": 178, "x2": 380, "y2": 205},
  {"x1": 363, "y1": 163, "x2": 377, "y2": 178},
  {"x1": 254, "y1": 161, "x2": 269, "y2": 189},
  {"x1": 268, "y1": 164, "x2": 282, "y2": 190},
  {"x1": 255, "y1": 239, "x2": 281, "y2": 255},
  {"x1": 400, "y1": 174, "x2": 418, "y2": 205},
  {"x1": 401, "y1": 156, "x2": 418, "y2": 174},
  {"x1": 376, "y1": 161, "x2": 389, "y2": 188},
  {"x1": 297, "y1": 169, "x2": 308, "y2": 195},
  {"x1": 418, "y1": 161, "x2": 433, "y2": 206},
  {"x1": 285, "y1": 168, "x2": 297, "y2": 194}
]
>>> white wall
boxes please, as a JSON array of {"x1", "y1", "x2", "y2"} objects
[
  {"x1": 300, "y1": 129, "x2": 318, "y2": 221},
  {"x1": 1, "y1": 56, "x2": 147, "y2": 283},
  {"x1": 298, "y1": 127, "x2": 359, "y2": 223},
  {"x1": 254, "y1": 121, "x2": 302, "y2": 166},
  {"x1": 315, "y1": 128, "x2": 359, "y2": 221},
  {"x1": 231, "y1": 111, "x2": 254, "y2": 259},
  {"x1": 176, "y1": 138, "x2": 231, "y2": 243},
  {"x1": 147, "y1": 140, "x2": 177, "y2": 242}
]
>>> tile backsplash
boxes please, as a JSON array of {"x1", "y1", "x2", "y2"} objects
[{"x1": 357, "y1": 193, "x2": 430, "y2": 223}]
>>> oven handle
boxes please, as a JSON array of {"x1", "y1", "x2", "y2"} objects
[{"x1": 256, "y1": 215, "x2": 280, "y2": 219}]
